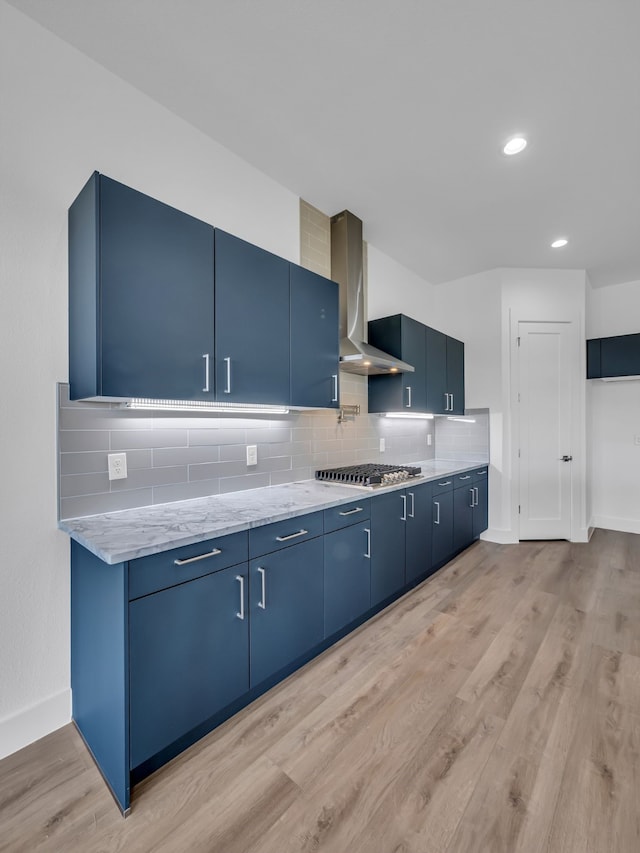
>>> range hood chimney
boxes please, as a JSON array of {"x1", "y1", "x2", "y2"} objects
[{"x1": 330, "y1": 210, "x2": 414, "y2": 376}]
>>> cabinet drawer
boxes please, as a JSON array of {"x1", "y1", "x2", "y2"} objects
[
  {"x1": 324, "y1": 499, "x2": 371, "y2": 533},
  {"x1": 431, "y1": 477, "x2": 454, "y2": 496},
  {"x1": 129, "y1": 531, "x2": 248, "y2": 600},
  {"x1": 473, "y1": 467, "x2": 488, "y2": 480},
  {"x1": 249, "y1": 511, "x2": 324, "y2": 558},
  {"x1": 453, "y1": 471, "x2": 474, "y2": 490}
]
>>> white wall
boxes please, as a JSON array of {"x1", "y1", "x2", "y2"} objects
[
  {"x1": 587, "y1": 278, "x2": 640, "y2": 533},
  {"x1": 0, "y1": 2, "x2": 301, "y2": 758}
]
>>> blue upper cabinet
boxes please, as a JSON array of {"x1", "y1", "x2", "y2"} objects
[
  {"x1": 368, "y1": 314, "x2": 427, "y2": 413},
  {"x1": 214, "y1": 229, "x2": 290, "y2": 405},
  {"x1": 587, "y1": 333, "x2": 640, "y2": 379},
  {"x1": 69, "y1": 173, "x2": 215, "y2": 401},
  {"x1": 290, "y1": 265, "x2": 340, "y2": 408},
  {"x1": 425, "y1": 326, "x2": 447, "y2": 414},
  {"x1": 446, "y1": 335, "x2": 465, "y2": 415}
]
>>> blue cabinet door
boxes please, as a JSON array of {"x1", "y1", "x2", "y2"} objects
[
  {"x1": 453, "y1": 484, "x2": 475, "y2": 553},
  {"x1": 97, "y1": 175, "x2": 215, "y2": 400},
  {"x1": 473, "y1": 473, "x2": 489, "y2": 538},
  {"x1": 405, "y1": 482, "x2": 433, "y2": 583},
  {"x1": 446, "y1": 336, "x2": 465, "y2": 415},
  {"x1": 432, "y1": 490, "x2": 454, "y2": 567},
  {"x1": 129, "y1": 563, "x2": 249, "y2": 769},
  {"x1": 599, "y1": 333, "x2": 640, "y2": 377},
  {"x1": 290, "y1": 265, "x2": 340, "y2": 408},
  {"x1": 249, "y1": 537, "x2": 324, "y2": 687},
  {"x1": 324, "y1": 521, "x2": 371, "y2": 636},
  {"x1": 370, "y1": 490, "x2": 406, "y2": 606},
  {"x1": 426, "y1": 326, "x2": 448, "y2": 414},
  {"x1": 214, "y1": 229, "x2": 290, "y2": 405},
  {"x1": 368, "y1": 315, "x2": 426, "y2": 412}
]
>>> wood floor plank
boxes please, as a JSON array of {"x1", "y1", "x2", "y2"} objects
[{"x1": 2, "y1": 530, "x2": 640, "y2": 853}]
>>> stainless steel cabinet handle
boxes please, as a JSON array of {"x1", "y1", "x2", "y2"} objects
[
  {"x1": 275, "y1": 529, "x2": 308, "y2": 542},
  {"x1": 459, "y1": 475, "x2": 471, "y2": 481},
  {"x1": 437, "y1": 480, "x2": 452, "y2": 487},
  {"x1": 364, "y1": 527, "x2": 371, "y2": 559},
  {"x1": 174, "y1": 547, "x2": 222, "y2": 566},
  {"x1": 257, "y1": 567, "x2": 266, "y2": 609},
  {"x1": 450, "y1": 393, "x2": 454, "y2": 411},
  {"x1": 408, "y1": 492, "x2": 415, "y2": 518},
  {"x1": 332, "y1": 374, "x2": 338, "y2": 403},
  {"x1": 474, "y1": 487, "x2": 479, "y2": 504},
  {"x1": 434, "y1": 501, "x2": 440, "y2": 525},
  {"x1": 339, "y1": 507, "x2": 363, "y2": 516},
  {"x1": 444, "y1": 392, "x2": 450, "y2": 411},
  {"x1": 224, "y1": 357, "x2": 232, "y2": 394},
  {"x1": 235, "y1": 575, "x2": 245, "y2": 620},
  {"x1": 406, "y1": 385, "x2": 412, "y2": 408},
  {"x1": 202, "y1": 353, "x2": 210, "y2": 393},
  {"x1": 470, "y1": 488, "x2": 475, "y2": 508},
  {"x1": 401, "y1": 494, "x2": 407, "y2": 521}
]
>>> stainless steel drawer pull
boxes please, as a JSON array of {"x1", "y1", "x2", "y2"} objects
[
  {"x1": 174, "y1": 548, "x2": 222, "y2": 566},
  {"x1": 332, "y1": 374, "x2": 338, "y2": 403},
  {"x1": 275, "y1": 529, "x2": 309, "y2": 542},
  {"x1": 364, "y1": 527, "x2": 371, "y2": 558},
  {"x1": 257, "y1": 567, "x2": 266, "y2": 609},
  {"x1": 235, "y1": 575, "x2": 245, "y2": 620},
  {"x1": 202, "y1": 353, "x2": 210, "y2": 393},
  {"x1": 434, "y1": 501, "x2": 440, "y2": 524},
  {"x1": 339, "y1": 507, "x2": 364, "y2": 516},
  {"x1": 459, "y1": 475, "x2": 471, "y2": 481},
  {"x1": 437, "y1": 480, "x2": 452, "y2": 487},
  {"x1": 224, "y1": 356, "x2": 232, "y2": 394}
]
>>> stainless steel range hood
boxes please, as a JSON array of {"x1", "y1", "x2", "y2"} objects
[{"x1": 330, "y1": 210, "x2": 414, "y2": 376}]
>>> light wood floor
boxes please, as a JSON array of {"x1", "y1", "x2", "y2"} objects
[{"x1": 2, "y1": 529, "x2": 639, "y2": 852}]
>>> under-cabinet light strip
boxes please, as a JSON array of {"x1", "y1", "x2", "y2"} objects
[
  {"x1": 382, "y1": 412, "x2": 435, "y2": 419},
  {"x1": 125, "y1": 398, "x2": 290, "y2": 414}
]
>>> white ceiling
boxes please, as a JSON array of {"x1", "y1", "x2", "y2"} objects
[{"x1": 8, "y1": 0, "x2": 640, "y2": 287}]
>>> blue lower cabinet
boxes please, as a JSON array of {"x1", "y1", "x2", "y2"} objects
[
  {"x1": 249, "y1": 537, "x2": 324, "y2": 688},
  {"x1": 129, "y1": 563, "x2": 249, "y2": 770},
  {"x1": 473, "y1": 469, "x2": 489, "y2": 538},
  {"x1": 370, "y1": 490, "x2": 406, "y2": 606},
  {"x1": 432, "y1": 489, "x2": 454, "y2": 567},
  {"x1": 405, "y1": 482, "x2": 433, "y2": 583},
  {"x1": 453, "y1": 484, "x2": 475, "y2": 553},
  {"x1": 324, "y1": 521, "x2": 371, "y2": 637}
]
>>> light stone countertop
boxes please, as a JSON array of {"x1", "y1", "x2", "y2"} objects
[{"x1": 58, "y1": 458, "x2": 488, "y2": 565}]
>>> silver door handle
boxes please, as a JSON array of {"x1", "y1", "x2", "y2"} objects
[
  {"x1": 224, "y1": 356, "x2": 232, "y2": 394},
  {"x1": 474, "y1": 487, "x2": 479, "y2": 504},
  {"x1": 235, "y1": 575, "x2": 245, "y2": 620},
  {"x1": 339, "y1": 507, "x2": 363, "y2": 516},
  {"x1": 257, "y1": 567, "x2": 266, "y2": 609},
  {"x1": 275, "y1": 529, "x2": 309, "y2": 542},
  {"x1": 401, "y1": 494, "x2": 407, "y2": 521},
  {"x1": 174, "y1": 547, "x2": 221, "y2": 566},
  {"x1": 450, "y1": 393, "x2": 454, "y2": 411},
  {"x1": 332, "y1": 374, "x2": 338, "y2": 403},
  {"x1": 408, "y1": 492, "x2": 415, "y2": 518},
  {"x1": 202, "y1": 353, "x2": 210, "y2": 393},
  {"x1": 434, "y1": 501, "x2": 440, "y2": 524},
  {"x1": 364, "y1": 527, "x2": 371, "y2": 558},
  {"x1": 561, "y1": 455, "x2": 573, "y2": 462},
  {"x1": 444, "y1": 392, "x2": 450, "y2": 411},
  {"x1": 406, "y1": 385, "x2": 412, "y2": 408},
  {"x1": 470, "y1": 488, "x2": 475, "y2": 508}
]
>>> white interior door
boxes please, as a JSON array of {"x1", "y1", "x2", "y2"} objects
[{"x1": 518, "y1": 321, "x2": 573, "y2": 540}]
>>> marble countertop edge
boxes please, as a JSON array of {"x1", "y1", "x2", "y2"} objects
[{"x1": 58, "y1": 458, "x2": 489, "y2": 565}]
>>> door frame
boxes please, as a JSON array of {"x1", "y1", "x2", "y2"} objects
[{"x1": 508, "y1": 310, "x2": 589, "y2": 543}]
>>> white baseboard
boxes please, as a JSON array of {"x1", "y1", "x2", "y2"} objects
[
  {"x1": 591, "y1": 516, "x2": 640, "y2": 536},
  {"x1": 481, "y1": 528, "x2": 519, "y2": 544},
  {"x1": 0, "y1": 689, "x2": 71, "y2": 760}
]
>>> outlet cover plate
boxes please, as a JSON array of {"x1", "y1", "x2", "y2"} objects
[{"x1": 108, "y1": 453, "x2": 128, "y2": 481}]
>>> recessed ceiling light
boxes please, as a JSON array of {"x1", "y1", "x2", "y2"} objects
[
  {"x1": 503, "y1": 136, "x2": 527, "y2": 156},
  {"x1": 551, "y1": 238, "x2": 568, "y2": 248}
]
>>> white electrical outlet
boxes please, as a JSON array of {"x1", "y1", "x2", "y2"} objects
[
  {"x1": 379, "y1": 438, "x2": 385, "y2": 452},
  {"x1": 108, "y1": 452, "x2": 128, "y2": 481},
  {"x1": 246, "y1": 445, "x2": 258, "y2": 466},
  {"x1": 427, "y1": 433, "x2": 433, "y2": 446}
]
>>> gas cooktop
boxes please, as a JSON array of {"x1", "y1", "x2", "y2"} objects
[{"x1": 315, "y1": 463, "x2": 422, "y2": 488}]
